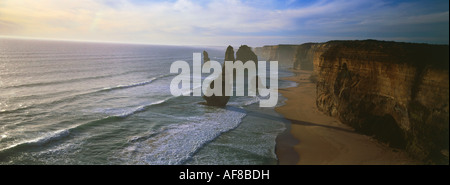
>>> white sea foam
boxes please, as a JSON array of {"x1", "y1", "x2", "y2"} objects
[
  {"x1": 0, "y1": 129, "x2": 71, "y2": 153},
  {"x1": 118, "y1": 107, "x2": 246, "y2": 165},
  {"x1": 99, "y1": 73, "x2": 173, "y2": 93}
]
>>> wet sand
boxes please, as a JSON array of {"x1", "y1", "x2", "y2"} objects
[{"x1": 275, "y1": 70, "x2": 420, "y2": 165}]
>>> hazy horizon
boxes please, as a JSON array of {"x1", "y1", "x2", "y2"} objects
[{"x1": 0, "y1": 0, "x2": 449, "y2": 46}]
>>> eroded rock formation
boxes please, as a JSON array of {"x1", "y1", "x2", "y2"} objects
[
  {"x1": 292, "y1": 43, "x2": 319, "y2": 70},
  {"x1": 254, "y1": 43, "x2": 320, "y2": 70},
  {"x1": 203, "y1": 50, "x2": 210, "y2": 62},
  {"x1": 314, "y1": 40, "x2": 449, "y2": 164},
  {"x1": 236, "y1": 45, "x2": 258, "y2": 64},
  {"x1": 202, "y1": 45, "x2": 261, "y2": 106},
  {"x1": 256, "y1": 40, "x2": 449, "y2": 163},
  {"x1": 254, "y1": 45, "x2": 297, "y2": 67},
  {"x1": 202, "y1": 46, "x2": 233, "y2": 107}
]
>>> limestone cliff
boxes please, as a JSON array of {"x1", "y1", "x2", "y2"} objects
[
  {"x1": 314, "y1": 40, "x2": 449, "y2": 164},
  {"x1": 254, "y1": 45, "x2": 298, "y2": 67},
  {"x1": 255, "y1": 43, "x2": 323, "y2": 70},
  {"x1": 292, "y1": 43, "x2": 321, "y2": 70}
]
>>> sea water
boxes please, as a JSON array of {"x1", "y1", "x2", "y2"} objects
[{"x1": 0, "y1": 38, "x2": 296, "y2": 164}]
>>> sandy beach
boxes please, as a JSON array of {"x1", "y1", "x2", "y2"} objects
[{"x1": 275, "y1": 70, "x2": 421, "y2": 165}]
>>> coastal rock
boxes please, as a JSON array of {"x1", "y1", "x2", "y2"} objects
[
  {"x1": 225, "y1": 45, "x2": 235, "y2": 62},
  {"x1": 202, "y1": 45, "x2": 261, "y2": 106},
  {"x1": 236, "y1": 45, "x2": 260, "y2": 93},
  {"x1": 203, "y1": 50, "x2": 210, "y2": 62},
  {"x1": 236, "y1": 45, "x2": 258, "y2": 64},
  {"x1": 292, "y1": 43, "x2": 319, "y2": 70},
  {"x1": 256, "y1": 40, "x2": 449, "y2": 164},
  {"x1": 254, "y1": 43, "x2": 321, "y2": 70},
  {"x1": 203, "y1": 50, "x2": 211, "y2": 69},
  {"x1": 254, "y1": 45, "x2": 298, "y2": 67},
  {"x1": 314, "y1": 40, "x2": 449, "y2": 164},
  {"x1": 202, "y1": 47, "x2": 233, "y2": 107}
]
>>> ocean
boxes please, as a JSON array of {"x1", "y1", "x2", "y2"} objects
[{"x1": 0, "y1": 38, "x2": 295, "y2": 165}]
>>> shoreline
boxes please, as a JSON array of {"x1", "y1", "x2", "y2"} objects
[{"x1": 275, "y1": 69, "x2": 420, "y2": 165}]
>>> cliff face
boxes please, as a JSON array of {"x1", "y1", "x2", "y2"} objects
[
  {"x1": 254, "y1": 45, "x2": 298, "y2": 67},
  {"x1": 255, "y1": 43, "x2": 324, "y2": 70},
  {"x1": 293, "y1": 43, "x2": 324, "y2": 70},
  {"x1": 314, "y1": 40, "x2": 449, "y2": 164}
]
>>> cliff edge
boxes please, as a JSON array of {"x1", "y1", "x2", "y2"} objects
[{"x1": 314, "y1": 40, "x2": 449, "y2": 164}]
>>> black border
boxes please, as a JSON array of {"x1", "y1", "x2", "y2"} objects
[{"x1": 1, "y1": 165, "x2": 448, "y2": 184}]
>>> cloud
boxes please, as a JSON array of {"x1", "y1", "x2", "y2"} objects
[{"x1": 0, "y1": 0, "x2": 448, "y2": 45}]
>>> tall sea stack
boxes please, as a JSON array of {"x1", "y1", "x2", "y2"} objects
[
  {"x1": 236, "y1": 45, "x2": 258, "y2": 63},
  {"x1": 202, "y1": 45, "x2": 260, "y2": 106},
  {"x1": 202, "y1": 46, "x2": 234, "y2": 106}
]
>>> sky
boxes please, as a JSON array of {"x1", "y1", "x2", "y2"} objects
[{"x1": 0, "y1": 0, "x2": 448, "y2": 46}]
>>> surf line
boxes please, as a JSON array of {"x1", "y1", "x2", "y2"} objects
[{"x1": 169, "y1": 53, "x2": 278, "y2": 107}]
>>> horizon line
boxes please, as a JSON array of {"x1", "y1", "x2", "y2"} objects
[
  {"x1": 0, "y1": 35, "x2": 230, "y2": 48},
  {"x1": 1, "y1": 35, "x2": 448, "y2": 48}
]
